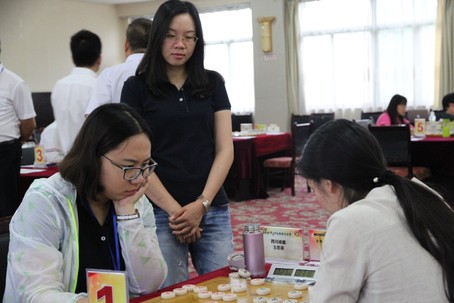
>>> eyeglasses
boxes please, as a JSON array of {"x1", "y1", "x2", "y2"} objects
[
  {"x1": 102, "y1": 155, "x2": 158, "y2": 181},
  {"x1": 164, "y1": 33, "x2": 199, "y2": 44}
]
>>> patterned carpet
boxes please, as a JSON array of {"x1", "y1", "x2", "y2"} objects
[{"x1": 229, "y1": 175, "x2": 329, "y2": 259}]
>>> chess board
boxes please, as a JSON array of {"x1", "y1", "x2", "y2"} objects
[{"x1": 135, "y1": 276, "x2": 310, "y2": 303}]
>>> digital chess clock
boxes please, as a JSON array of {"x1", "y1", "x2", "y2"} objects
[{"x1": 266, "y1": 263, "x2": 318, "y2": 284}]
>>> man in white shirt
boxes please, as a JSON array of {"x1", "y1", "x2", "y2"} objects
[
  {"x1": 0, "y1": 39, "x2": 36, "y2": 216},
  {"x1": 85, "y1": 18, "x2": 152, "y2": 115},
  {"x1": 51, "y1": 30, "x2": 101, "y2": 154}
]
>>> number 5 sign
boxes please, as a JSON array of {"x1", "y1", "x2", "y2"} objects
[{"x1": 87, "y1": 269, "x2": 128, "y2": 303}]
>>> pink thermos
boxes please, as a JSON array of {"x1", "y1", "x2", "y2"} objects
[{"x1": 243, "y1": 224, "x2": 266, "y2": 278}]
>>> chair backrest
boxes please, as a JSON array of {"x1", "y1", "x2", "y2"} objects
[
  {"x1": 32, "y1": 92, "x2": 54, "y2": 130},
  {"x1": 406, "y1": 109, "x2": 429, "y2": 123},
  {"x1": 355, "y1": 119, "x2": 373, "y2": 129},
  {"x1": 0, "y1": 216, "x2": 11, "y2": 302},
  {"x1": 292, "y1": 122, "x2": 313, "y2": 161},
  {"x1": 368, "y1": 124, "x2": 412, "y2": 176},
  {"x1": 361, "y1": 111, "x2": 382, "y2": 125},
  {"x1": 310, "y1": 113, "x2": 334, "y2": 131},
  {"x1": 231, "y1": 113, "x2": 254, "y2": 132},
  {"x1": 290, "y1": 113, "x2": 311, "y2": 127}
]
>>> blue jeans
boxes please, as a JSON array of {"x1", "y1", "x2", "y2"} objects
[{"x1": 154, "y1": 204, "x2": 234, "y2": 287}]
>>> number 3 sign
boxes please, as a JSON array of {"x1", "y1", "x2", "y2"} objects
[
  {"x1": 34, "y1": 145, "x2": 46, "y2": 168},
  {"x1": 87, "y1": 269, "x2": 128, "y2": 303}
]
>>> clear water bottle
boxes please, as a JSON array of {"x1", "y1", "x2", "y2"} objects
[
  {"x1": 243, "y1": 224, "x2": 266, "y2": 278},
  {"x1": 429, "y1": 110, "x2": 436, "y2": 122}
]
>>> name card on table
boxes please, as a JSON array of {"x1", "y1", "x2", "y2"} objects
[
  {"x1": 262, "y1": 226, "x2": 304, "y2": 263},
  {"x1": 309, "y1": 229, "x2": 326, "y2": 261},
  {"x1": 87, "y1": 269, "x2": 128, "y2": 303}
]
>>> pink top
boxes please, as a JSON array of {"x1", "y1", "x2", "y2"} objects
[{"x1": 376, "y1": 112, "x2": 413, "y2": 128}]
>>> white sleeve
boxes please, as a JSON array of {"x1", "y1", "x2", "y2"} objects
[
  {"x1": 117, "y1": 196, "x2": 168, "y2": 294},
  {"x1": 12, "y1": 80, "x2": 36, "y2": 120},
  {"x1": 309, "y1": 214, "x2": 369, "y2": 303},
  {"x1": 85, "y1": 69, "x2": 112, "y2": 115}
]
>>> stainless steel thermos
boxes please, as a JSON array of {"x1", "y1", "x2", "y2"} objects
[{"x1": 243, "y1": 224, "x2": 266, "y2": 278}]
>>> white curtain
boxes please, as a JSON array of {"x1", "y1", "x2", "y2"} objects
[
  {"x1": 434, "y1": 0, "x2": 454, "y2": 108},
  {"x1": 285, "y1": 0, "x2": 301, "y2": 115},
  {"x1": 298, "y1": 0, "x2": 437, "y2": 119}
]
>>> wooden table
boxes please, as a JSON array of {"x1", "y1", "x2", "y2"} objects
[
  {"x1": 224, "y1": 133, "x2": 292, "y2": 201},
  {"x1": 130, "y1": 264, "x2": 310, "y2": 303}
]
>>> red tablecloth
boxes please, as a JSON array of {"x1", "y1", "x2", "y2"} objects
[{"x1": 225, "y1": 133, "x2": 291, "y2": 201}]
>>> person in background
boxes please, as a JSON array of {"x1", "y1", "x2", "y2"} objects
[
  {"x1": 0, "y1": 39, "x2": 36, "y2": 217},
  {"x1": 85, "y1": 18, "x2": 152, "y2": 115},
  {"x1": 376, "y1": 94, "x2": 412, "y2": 126},
  {"x1": 438, "y1": 92, "x2": 454, "y2": 121},
  {"x1": 298, "y1": 119, "x2": 454, "y2": 303},
  {"x1": 4, "y1": 103, "x2": 167, "y2": 302},
  {"x1": 51, "y1": 29, "x2": 101, "y2": 155},
  {"x1": 121, "y1": 0, "x2": 234, "y2": 287},
  {"x1": 38, "y1": 121, "x2": 64, "y2": 164}
]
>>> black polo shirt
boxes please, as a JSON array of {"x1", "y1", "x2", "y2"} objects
[
  {"x1": 75, "y1": 198, "x2": 125, "y2": 293},
  {"x1": 121, "y1": 70, "x2": 231, "y2": 207}
]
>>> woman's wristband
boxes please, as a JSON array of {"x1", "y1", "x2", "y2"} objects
[
  {"x1": 117, "y1": 209, "x2": 140, "y2": 221},
  {"x1": 197, "y1": 194, "x2": 210, "y2": 213}
]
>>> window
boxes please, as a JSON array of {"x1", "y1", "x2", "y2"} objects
[
  {"x1": 298, "y1": 0, "x2": 437, "y2": 114},
  {"x1": 201, "y1": 8, "x2": 255, "y2": 113}
]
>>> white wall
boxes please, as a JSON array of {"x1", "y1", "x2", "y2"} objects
[
  {"x1": 0, "y1": 0, "x2": 124, "y2": 92},
  {"x1": 0, "y1": 0, "x2": 290, "y2": 131}
]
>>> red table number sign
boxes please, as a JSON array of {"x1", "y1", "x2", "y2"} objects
[{"x1": 87, "y1": 269, "x2": 128, "y2": 303}]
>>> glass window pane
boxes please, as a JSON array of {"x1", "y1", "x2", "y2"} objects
[
  {"x1": 333, "y1": 32, "x2": 372, "y2": 109},
  {"x1": 201, "y1": 8, "x2": 254, "y2": 113},
  {"x1": 201, "y1": 9, "x2": 252, "y2": 43},
  {"x1": 299, "y1": 0, "x2": 371, "y2": 33},
  {"x1": 299, "y1": 0, "x2": 437, "y2": 113}
]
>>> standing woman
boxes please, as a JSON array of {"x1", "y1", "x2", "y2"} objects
[
  {"x1": 298, "y1": 119, "x2": 454, "y2": 303},
  {"x1": 121, "y1": 0, "x2": 234, "y2": 286},
  {"x1": 375, "y1": 94, "x2": 412, "y2": 126}
]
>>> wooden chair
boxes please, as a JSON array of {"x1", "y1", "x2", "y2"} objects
[
  {"x1": 368, "y1": 125, "x2": 430, "y2": 180},
  {"x1": 231, "y1": 113, "x2": 254, "y2": 132},
  {"x1": 361, "y1": 111, "x2": 382, "y2": 125},
  {"x1": 0, "y1": 216, "x2": 11, "y2": 302},
  {"x1": 263, "y1": 122, "x2": 313, "y2": 196}
]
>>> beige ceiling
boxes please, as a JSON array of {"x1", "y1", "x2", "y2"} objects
[{"x1": 73, "y1": 0, "x2": 153, "y2": 4}]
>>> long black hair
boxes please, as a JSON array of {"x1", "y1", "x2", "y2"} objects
[
  {"x1": 298, "y1": 119, "x2": 454, "y2": 302},
  {"x1": 137, "y1": 0, "x2": 210, "y2": 97},
  {"x1": 386, "y1": 94, "x2": 407, "y2": 125}
]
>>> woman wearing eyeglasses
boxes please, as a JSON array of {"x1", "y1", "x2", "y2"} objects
[
  {"x1": 121, "y1": 0, "x2": 234, "y2": 287},
  {"x1": 4, "y1": 103, "x2": 167, "y2": 302}
]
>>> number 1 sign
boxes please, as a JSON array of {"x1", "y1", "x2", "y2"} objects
[{"x1": 87, "y1": 269, "x2": 128, "y2": 303}]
